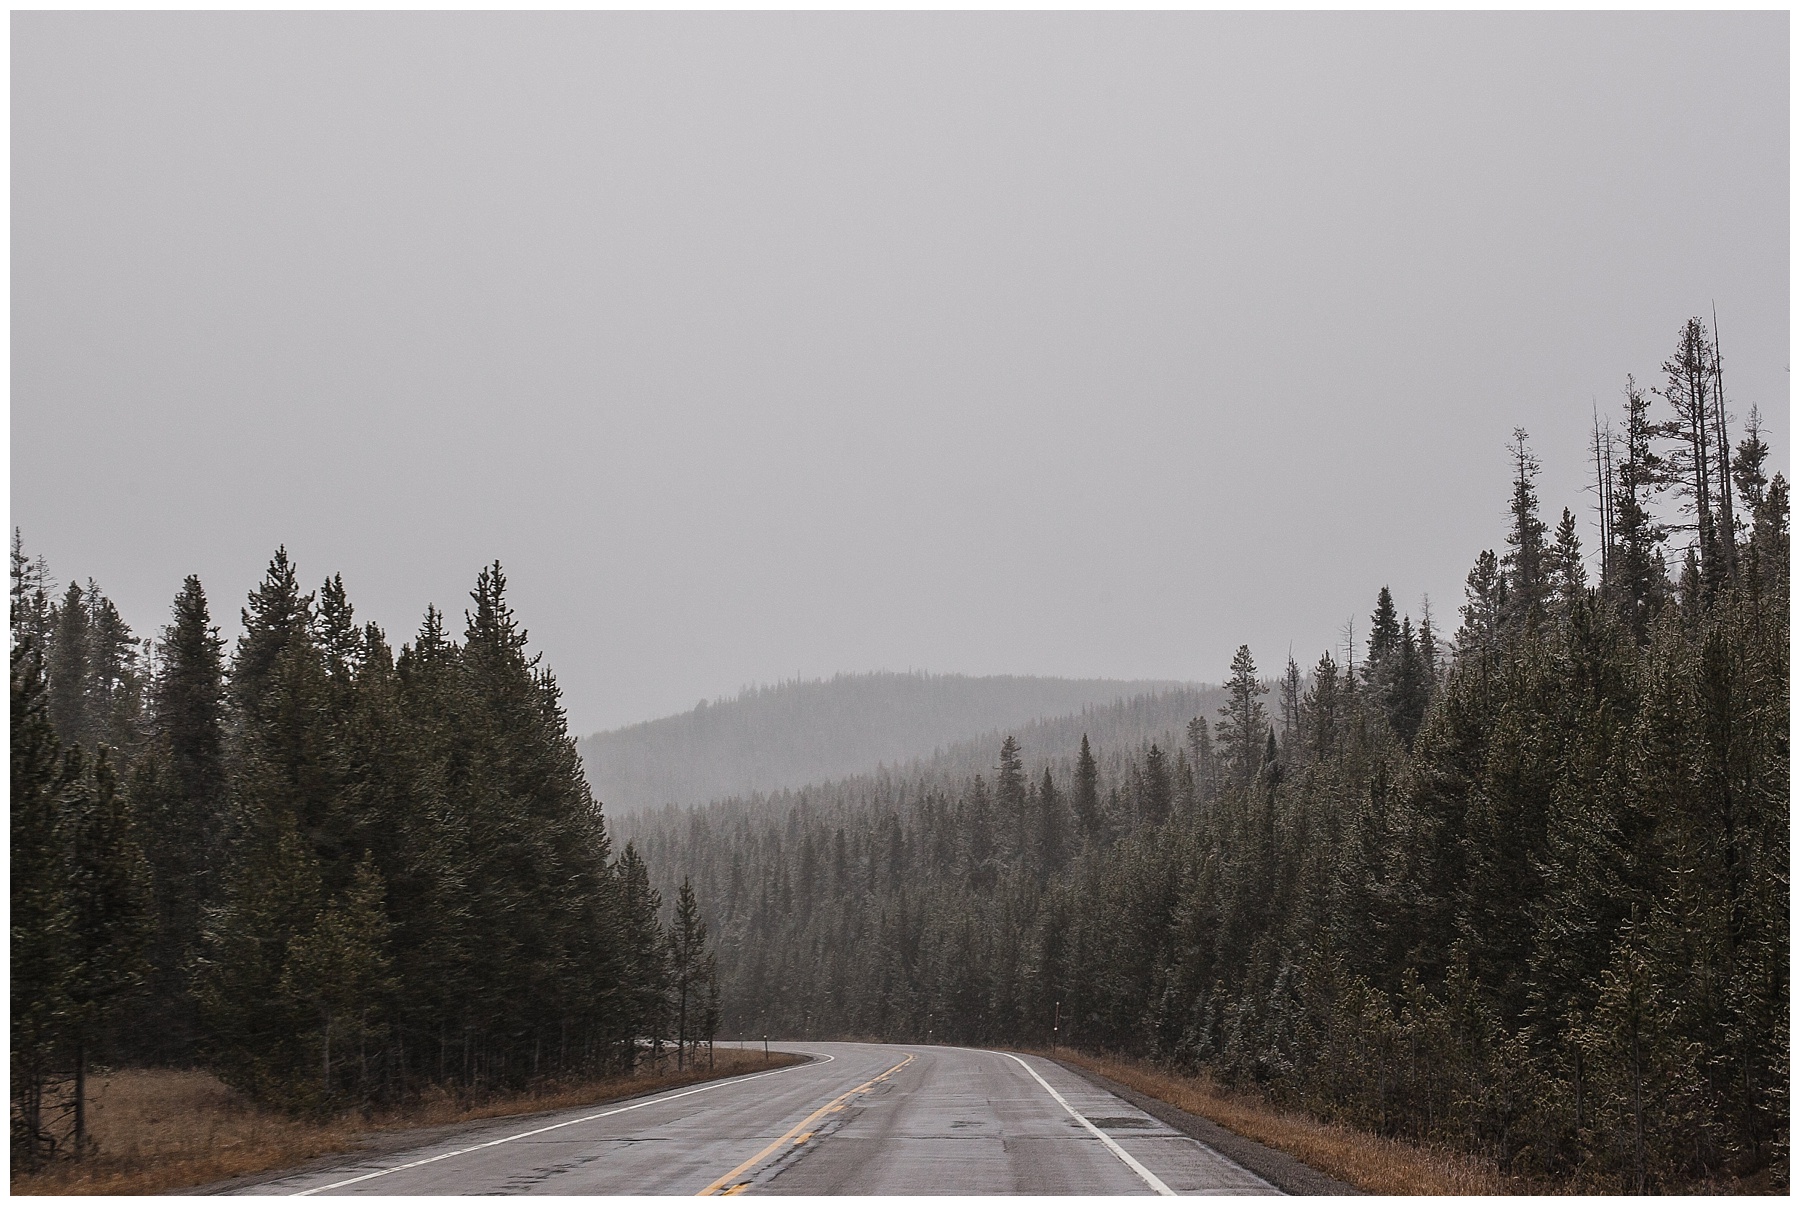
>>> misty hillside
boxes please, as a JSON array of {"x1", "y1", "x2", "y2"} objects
[
  {"x1": 892, "y1": 685, "x2": 1232, "y2": 793},
  {"x1": 616, "y1": 684, "x2": 1234, "y2": 848},
  {"x1": 578, "y1": 672, "x2": 1206, "y2": 814}
]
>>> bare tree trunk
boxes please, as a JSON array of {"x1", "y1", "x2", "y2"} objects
[
  {"x1": 1630, "y1": 1005, "x2": 1646, "y2": 1193},
  {"x1": 73, "y1": 1041, "x2": 87, "y2": 1156},
  {"x1": 359, "y1": 1012, "x2": 368, "y2": 1103},
  {"x1": 1711, "y1": 307, "x2": 1738, "y2": 583},
  {"x1": 1591, "y1": 406, "x2": 1612, "y2": 584}
]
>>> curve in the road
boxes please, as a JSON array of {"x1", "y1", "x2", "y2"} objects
[
  {"x1": 234, "y1": 1042, "x2": 1279, "y2": 1196},
  {"x1": 697, "y1": 1052, "x2": 914, "y2": 1195}
]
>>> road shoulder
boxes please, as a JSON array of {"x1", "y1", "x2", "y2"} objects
[
  {"x1": 1048, "y1": 1057, "x2": 1361, "y2": 1196},
  {"x1": 188, "y1": 1053, "x2": 814, "y2": 1196}
]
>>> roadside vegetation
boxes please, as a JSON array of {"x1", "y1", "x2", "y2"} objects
[
  {"x1": 1050, "y1": 1048, "x2": 1509, "y2": 1194},
  {"x1": 10, "y1": 1047, "x2": 796, "y2": 1196},
  {"x1": 12, "y1": 551, "x2": 723, "y2": 1173},
  {"x1": 629, "y1": 317, "x2": 1788, "y2": 1192}
]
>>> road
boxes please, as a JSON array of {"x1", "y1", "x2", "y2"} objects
[{"x1": 236, "y1": 1041, "x2": 1279, "y2": 1196}]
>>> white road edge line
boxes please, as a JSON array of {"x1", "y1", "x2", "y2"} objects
[
  {"x1": 996, "y1": 1051, "x2": 1177, "y2": 1197},
  {"x1": 287, "y1": 1050, "x2": 836, "y2": 1196}
]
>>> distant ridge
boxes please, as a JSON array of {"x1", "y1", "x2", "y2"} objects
[
  {"x1": 578, "y1": 671, "x2": 1204, "y2": 814},
  {"x1": 614, "y1": 685, "x2": 1235, "y2": 848}
]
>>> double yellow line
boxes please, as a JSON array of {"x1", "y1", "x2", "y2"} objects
[{"x1": 697, "y1": 1053, "x2": 915, "y2": 1196}]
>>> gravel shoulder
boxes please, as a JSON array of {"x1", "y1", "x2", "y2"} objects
[{"x1": 1050, "y1": 1057, "x2": 1362, "y2": 1196}]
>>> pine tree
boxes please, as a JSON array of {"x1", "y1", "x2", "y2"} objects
[
  {"x1": 1301, "y1": 651, "x2": 1340, "y2": 759},
  {"x1": 1186, "y1": 717, "x2": 1216, "y2": 806},
  {"x1": 47, "y1": 581, "x2": 92, "y2": 749},
  {"x1": 83, "y1": 588, "x2": 143, "y2": 753},
  {"x1": 1550, "y1": 507, "x2": 1587, "y2": 616},
  {"x1": 232, "y1": 547, "x2": 313, "y2": 725},
  {"x1": 312, "y1": 573, "x2": 362, "y2": 682},
  {"x1": 996, "y1": 736, "x2": 1026, "y2": 859},
  {"x1": 1138, "y1": 743, "x2": 1172, "y2": 827},
  {"x1": 1385, "y1": 617, "x2": 1430, "y2": 745},
  {"x1": 1216, "y1": 646, "x2": 1268, "y2": 787},
  {"x1": 10, "y1": 529, "x2": 53, "y2": 654},
  {"x1": 1034, "y1": 766, "x2": 1066, "y2": 875},
  {"x1": 62, "y1": 746, "x2": 153, "y2": 1149},
  {"x1": 1072, "y1": 735, "x2": 1100, "y2": 842},
  {"x1": 12, "y1": 640, "x2": 73, "y2": 1166},
  {"x1": 1731, "y1": 410, "x2": 1789, "y2": 600},
  {"x1": 615, "y1": 844, "x2": 667, "y2": 1066},
  {"x1": 1503, "y1": 428, "x2": 1549, "y2": 630},
  {"x1": 13, "y1": 600, "x2": 155, "y2": 1160},
  {"x1": 1457, "y1": 550, "x2": 1506, "y2": 655},
  {"x1": 1418, "y1": 596, "x2": 1441, "y2": 682},
  {"x1": 1367, "y1": 587, "x2": 1401, "y2": 676},
  {"x1": 1731, "y1": 406, "x2": 1769, "y2": 525},
  {"x1": 232, "y1": 552, "x2": 339, "y2": 885},
  {"x1": 132, "y1": 574, "x2": 229, "y2": 1061},
  {"x1": 669, "y1": 878, "x2": 710, "y2": 1070},
  {"x1": 1609, "y1": 378, "x2": 1668, "y2": 643}
]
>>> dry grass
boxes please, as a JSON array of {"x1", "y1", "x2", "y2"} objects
[
  {"x1": 1048, "y1": 1049, "x2": 1519, "y2": 1195},
  {"x1": 10, "y1": 1069, "x2": 361, "y2": 1197},
  {"x1": 12, "y1": 1047, "x2": 799, "y2": 1196}
]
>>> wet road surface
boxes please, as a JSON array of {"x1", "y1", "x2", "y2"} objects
[{"x1": 234, "y1": 1041, "x2": 1279, "y2": 1195}]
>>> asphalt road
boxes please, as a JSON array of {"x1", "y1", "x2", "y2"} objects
[{"x1": 236, "y1": 1041, "x2": 1279, "y2": 1196}]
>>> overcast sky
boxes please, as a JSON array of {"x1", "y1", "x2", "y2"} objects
[{"x1": 13, "y1": 12, "x2": 1788, "y2": 735}]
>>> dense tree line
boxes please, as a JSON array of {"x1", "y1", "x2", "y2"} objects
[
  {"x1": 627, "y1": 319, "x2": 1787, "y2": 1190},
  {"x1": 11, "y1": 546, "x2": 715, "y2": 1166}
]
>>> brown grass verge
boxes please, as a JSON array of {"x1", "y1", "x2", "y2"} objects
[
  {"x1": 13, "y1": 1046, "x2": 800, "y2": 1196},
  {"x1": 1044, "y1": 1048, "x2": 1518, "y2": 1195}
]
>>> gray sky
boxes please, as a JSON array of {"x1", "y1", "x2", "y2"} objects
[{"x1": 13, "y1": 12, "x2": 1788, "y2": 735}]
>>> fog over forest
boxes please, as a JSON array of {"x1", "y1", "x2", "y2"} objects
[
  {"x1": 579, "y1": 673, "x2": 1219, "y2": 814},
  {"x1": 10, "y1": 10, "x2": 1787, "y2": 1197}
]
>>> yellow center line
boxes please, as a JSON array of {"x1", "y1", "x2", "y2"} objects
[{"x1": 697, "y1": 1053, "x2": 915, "y2": 1196}]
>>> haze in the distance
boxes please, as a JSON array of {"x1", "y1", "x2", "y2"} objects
[{"x1": 12, "y1": 12, "x2": 1787, "y2": 735}]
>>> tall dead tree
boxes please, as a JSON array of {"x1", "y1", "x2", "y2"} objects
[
  {"x1": 1709, "y1": 306, "x2": 1738, "y2": 583},
  {"x1": 1659, "y1": 318, "x2": 1723, "y2": 595},
  {"x1": 1590, "y1": 404, "x2": 1614, "y2": 585}
]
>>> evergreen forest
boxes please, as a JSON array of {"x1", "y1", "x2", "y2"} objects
[
  {"x1": 9, "y1": 316, "x2": 1789, "y2": 1191},
  {"x1": 11, "y1": 551, "x2": 717, "y2": 1167},
  {"x1": 624, "y1": 318, "x2": 1789, "y2": 1191}
]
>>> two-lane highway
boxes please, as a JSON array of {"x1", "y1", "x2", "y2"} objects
[{"x1": 235, "y1": 1042, "x2": 1278, "y2": 1195}]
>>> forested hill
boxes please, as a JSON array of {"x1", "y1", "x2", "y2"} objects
[
  {"x1": 616, "y1": 684, "x2": 1229, "y2": 854},
  {"x1": 579, "y1": 672, "x2": 1204, "y2": 813}
]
